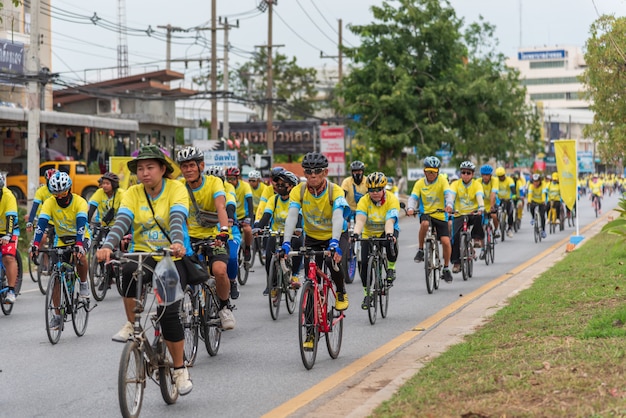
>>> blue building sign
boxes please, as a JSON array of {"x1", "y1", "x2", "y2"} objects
[
  {"x1": 518, "y1": 50, "x2": 566, "y2": 61},
  {"x1": 0, "y1": 40, "x2": 23, "y2": 75}
]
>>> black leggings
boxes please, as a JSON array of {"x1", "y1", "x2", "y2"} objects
[
  {"x1": 121, "y1": 256, "x2": 186, "y2": 342},
  {"x1": 359, "y1": 231, "x2": 399, "y2": 288},
  {"x1": 265, "y1": 235, "x2": 303, "y2": 276},
  {"x1": 304, "y1": 233, "x2": 349, "y2": 294}
]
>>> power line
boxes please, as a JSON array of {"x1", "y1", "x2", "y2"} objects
[
  {"x1": 273, "y1": 8, "x2": 335, "y2": 60},
  {"x1": 308, "y1": 0, "x2": 355, "y2": 48},
  {"x1": 295, "y1": 0, "x2": 337, "y2": 46}
]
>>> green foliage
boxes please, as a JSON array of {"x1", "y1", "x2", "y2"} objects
[
  {"x1": 337, "y1": 0, "x2": 539, "y2": 170},
  {"x1": 601, "y1": 197, "x2": 626, "y2": 238},
  {"x1": 87, "y1": 161, "x2": 100, "y2": 175},
  {"x1": 582, "y1": 15, "x2": 626, "y2": 165}
]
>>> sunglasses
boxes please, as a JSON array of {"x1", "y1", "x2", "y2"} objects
[
  {"x1": 460, "y1": 170, "x2": 473, "y2": 175},
  {"x1": 424, "y1": 168, "x2": 439, "y2": 173},
  {"x1": 226, "y1": 176, "x2": 238, "y2": 180},
  {"x1": 53, "y1": 190, "x2": 69, "y2": 198},
  {"x1": 368, "y1": 187, "x2": 384, "y2": 193},
  {"x1": 304, "y1": 168, "x2": 325, "y2": 175}
]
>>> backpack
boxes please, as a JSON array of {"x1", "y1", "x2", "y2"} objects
[{"x1": 300, "y1": 180, "x2": 335, "y2": 206}]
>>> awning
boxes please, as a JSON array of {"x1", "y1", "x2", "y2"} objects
[{"x1": 0, "y1": 107, "x2": 139, "y2": 132}]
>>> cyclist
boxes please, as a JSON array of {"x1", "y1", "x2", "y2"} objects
[
  {"x1": 341, "y1": 160, "x2": 368, "y2": 220},
  {"x1": 26, "y1": 168, "x2": 57, "y2": 232},
  {"x1": 281, "y1": 152, "x2": 351, "y2": 314},
  {"x1": 255, "y1": 166, "x2": 284, "y2": 222},
  {"x1": 206, "y1": 165, "x2": 241, "y2": 300},
  {"x1": 247, "y1": 169, "x2": 267, "y2": 216},
  {"x1": 254, "y1": 170, "x2": 304, "y2": 293},
  {"x1": 495, "y1": 167, "x2": 516, "y2": 238},
  {"x1": 548, "y1": 172, "x2": 563, "y2": 225},
  {"x1": 351, "y1": 172, "x2": 400, "y2": 309},
  {"x1": 0, "y1": 174, "x2": 19, "y2": 304},
  {"x1": 449, "y1": 161, "x2": 484, "y2": 273},
  {"x1": 177, "y1": 147, "x2": 235, "y2": 330},
  {"x1": 512, "y1": 171, "x2": 526, "y2": 227},
  {"x1": 385, "y1": 176, "x2": 399, "y2": 197},
  {"x1": 589, "y1": 174, "x2": 603, "y2": 214},
  {"x1": 96, "y1": 145, "x2": 193, "y2": 396},
  {"x1": 87, "y1": 172, "x2": 125, "y2": 226},
  {"x1": 226, "y1": 167, "x2": 255, "y2": 262},
  {"x1": 479, "y1": 165, "x2": 500, "y2": 238},
  {"x1": 407, "y1": 156, "x2": 454, "y2": 283},
  {"x1": 528, "y1": 173, "x2": 548, "y2": 239},
  {"x1": 31, "y1": 172, "x2": 91, "y2": 314}
]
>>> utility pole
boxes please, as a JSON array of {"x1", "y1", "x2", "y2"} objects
[
  {"x1": 320, "y1": 18, "x2": 343, "y2": 84},
  {"x1": 220, "y1": 17, "x2": 239, "y2": 140},
  {"x1": 26, "y1": 0, "x2": 41, "y2": 210},
  {"x1": 265, "y1": 0, "x2": 277, "y2": 157},
  {"x1": 157, "y1": 24, "x2": 185, "y2": 70},
  {"x1": 211, "y1": 0, "x2": 218, "y2": 140}
]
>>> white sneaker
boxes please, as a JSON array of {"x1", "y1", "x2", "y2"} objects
[
  {"x1": 79, "y1": 282, "x2": 90, "y2": 299},
  {"x1": 4, "y1": 290, "x2": 16, "y2": 304},
  {"x1": 112, "y1": 321, "x2": 134, "y2": 342},
  {"x1": 218, "y1": 306, "x2": 236, "y2": 330},
  {"x1": 172, "y1": 367, "x2": 193, "y2": 396},
  {"x1": 507, "y1": 230, "x2": 513, "y2": 238}
]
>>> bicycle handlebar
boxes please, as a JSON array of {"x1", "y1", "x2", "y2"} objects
[{"x1": 286, "y1": 248, "x2": 340, "y2": 272}]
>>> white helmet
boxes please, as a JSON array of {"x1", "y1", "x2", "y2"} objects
[
  {"x1": 248, "y1": 170, "x2": 262, "y2": 180},
  {"x1": 206, "y1": 165, "x2": 225, "y2": 179},
  {"x1": 48, "y1": 171, "x2": 72, "y2": 194},
  {"x1": 176, "y1": 146, "x2": 204, "y2": 164}
]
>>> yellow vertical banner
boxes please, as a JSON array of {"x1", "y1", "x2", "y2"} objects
[
  {"x1": 554, "y1": 140, "x2": 577, "y2": 210},
  {"x1": 109, "y1": 156, "x2": 136, "y2": 190}
]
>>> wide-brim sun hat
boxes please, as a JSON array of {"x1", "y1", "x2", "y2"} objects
[{"x1": 127, "y1": 145, "x2": 174, "y2": 175}]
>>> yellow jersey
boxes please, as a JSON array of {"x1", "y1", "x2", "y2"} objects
[
  {"x1": 0, "y1": 187, "x2": 18, "y2": 236},
  {"x1": 232, "y1": 180, "x2": 253, "y2": 220},
  {"x1": 450, "y1": 179, "x2": 484, "y2": 215},
  {"x1": 355, "y1": 191, "x2": 400, "y2": 238},
  {"x1": 548, "y1": 182, "x2": 561, "y2": 202},
  {"x1": 39, "y1": 193, "x2": 90, "y2": 246},
  {"x1": 496, "y1": 176, "x2": 515, "y2": 200},
  {"x1": 255, "y1": 185, "x2": 276, "y2": 220},
  {"x1": 340, "y1": 176, "x2": 368, "y2": 212},
  {"x1": 249, "y1": 181, "x2": 268, "y2": 215},
  {"x1": 88, "y1": 187, "x2": 126, "y2": 227},
  {"x1": 263, "y1": 194, "x2": 291, "y2": 232},
  {"x1": 409, "y1": 176, "x2": 452, "y2": 222},
  {"x1": 589, "y1": 179, "x2": 603, "y2": 196},
  {"x1": 528, "y1": 183, "x2": 547, "y2": 204},
  {"x1": 181, "y1": 175, "x2": 225, "y2": 238},
  {"x1": 33, "y1": 185, "x2": 53, "y2": 218},
  {"x1": 480, "y1": 177, "x2": 499, "y2": 212}
]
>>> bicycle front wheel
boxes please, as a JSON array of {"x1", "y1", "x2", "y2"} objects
[
  {"x1": 237, "y1": 246, "x2": 249, "y2": 286},
  {"x1": 158, "y1": 342, "x2": 179, "y2": 404},
  {"x1": 38, "y1": 252, "x2": 51, "y2": 295},
  {"x1": 461, "y1": 234, "x2": 469, "y2": 281},
  {"x1": 424, "y1": 240, "x2": 434, "y2": 294},
  {"x1": 118, "y1": 341, "x2": 145, "y2": 418},
  {"x1": 72, "y1": 279, "x2": 89, "y2": 337},
  {"x1": 298, "y1": 280, "x2": 318, "y2": 370},
  {"x1": 268, "y1": 256, "x2": 281, "y2": 320},
  {"x1": 28, "y1": 249, "x2": 37, "y2": 282},
  {"x1": 346, "y1": 242, "x2": 357, "y2": 284},
  {"x1": 89, "y1": 247, "x2": 108, "y2": 301},
  {"x1": 379, "y1": 258, "x2": 390, "y2": 319},
  {"x1": 181, "y1": 288, "x2": 198, "y2": 367},
  {"x1": 202, "y1": 284, "x2": 221, "y2": 356},
  {"x1": 45, "y1": 273, "x2": 62, "y2": 344},
  {"x1": 366, "y1": 257, "x2": 378, "y2": 325},
  {"x1": 324, "y1": 286, "x2": 343, "y2": 359},
  {"x1": 284, "y1": 270, "x2": 297, "y2": 315}
]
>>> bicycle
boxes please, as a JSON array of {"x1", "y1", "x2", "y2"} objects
[
  {"x1": 567, "y1": 203, "x2": 577, "y2": 228},
  {"x1": 41, "y1": 245, "x2": 92, "y2": 344},
  {"x1": 180, "y1": 239, "x2": 225, "y2": 366},
  {"x1": 35, "y1": 226, "x2": 55, "y2": 295},
  {"x1": 497, "y1": 204, "x2": 508, "y2": 242},
  {"x1": 355, "y1": 236, "x2": 393, "y2": 325},
  {"x1": 88, "y1": 224, "x2": 124, "y2": 301},
  {"x1": 592, "y1": 194, "x2": 601, "y2": 218},
  {"x1": 455, "y1": 212, "x2": 478, "y2": 281},
  {"x1": 422, "y1": 210, "x2": 444, "y2": 294},
  {"x1": 548, "y1": 202, "x2": 559, "y2": 235},
  {"x1": 482, "y1": 217, "x2": 495, "y2": 265},
  {"x1": 265, "y1": 229, "x2": 297, "y2": 320},
  {"x1": 250, "y1": 233, "x2": 266, "y2": 268},
  {"x1": 113, "y1": 250, "x2": 181, "y2": 418},
  {"x1": 532, "y1": 205, "x2": 542, "y2": 243},
  {"x1": 0, "y1": 249, "x2": 23, "y2": 315},
  {"x1": 288, "y1": 248, "x2": 344, "y2": 370},
  {"x1": 237, "y1": 243, "x2": 252, "y2": 286},
  {"x1": 346, "y1": 218, "x2": 360, "y2": 284}
]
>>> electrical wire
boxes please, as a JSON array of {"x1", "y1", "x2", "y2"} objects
[
  {"x1": 273, "y1": 8, "x2": 337, "y2": 62},
  {"x1": 308, "y1": 0, "x2": 355, "y2": 48},
  {"x1": 295, "y1": 0, "x2": 337, "y2": 46}
]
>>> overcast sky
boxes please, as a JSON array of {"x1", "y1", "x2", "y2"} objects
[{"x1": 49, "y1": 0, "x2": 626, "y2": 85}]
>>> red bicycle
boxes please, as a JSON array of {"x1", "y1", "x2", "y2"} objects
[{"x1": 288, "y1": 248, "x2": 345, "y2": 370}]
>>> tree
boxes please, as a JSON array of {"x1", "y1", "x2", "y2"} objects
[
  {"x1": 582, "y1": 15, "x2": 626, "y2": 165},
  {"x1": 337, "y1": 0, "x2": 539, "y2": 171}
]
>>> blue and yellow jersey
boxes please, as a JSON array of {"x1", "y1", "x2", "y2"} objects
[
  {"x1": 496, "y1": 176, "x2": 515, "y2": 200},
  {"x1": 181, "y1": 175, "x2": 225, "y2": 238},
  {"x1": 355, "y1": 191, "x2": 400, "y2": 239},
  {"x1": 589, "y1": 179, "x2": 603, "y2": 196},
  {"x1": 480, "y1": 177, "x2": 499, "y2": 212},
  {"x1": 288, "y1": 181, "x2": 350, "y2": 241},
  {"x1": 117, "y1": 179, "x2": 190, "y2": 255},
  {"x1": 409, "y1": 176, "x2": 452, "y2": 222},
  {"x1": 223, "y1": 181, "x2": 237, "y2": 211},
  {"x1": 33, "y1": 184, "x2": 53, "y2": 218},
  {"x1": 450, "y1": 179, "x2": 484, "y2": 215},
  {"x1": 233, "y1": 180, "x2": 253, "y2": 220},
  {"x1": 341, "y1": 176, "x2": 368, "y2": 212},
  {"x1": 255, "y1": 184, "x2": 275, "y2": 220},
  {"x1": 0, "y1": 187, "x2": 18, "y2": 236},
  {"x1": 249, "y1": 181, "x2": 268, "y2": 215},
  {"x1": 514, "y1": 176, "x2": 527, "y2": 198},
  {"x1": 88, "y1": 187, "x2": 126, "y2": 226},
  {"x1": 39, "y1": 193, "x2": 90, "y2": 246},
  {"x1": 528, "y1": 183, "x2": 548, "y2": 204},
  {"x1": 264, "y1": 194, "x2": 291, "y2": 232},
  {"x1": 548, "y1": 182, "x2": 561, "y2": 202}
]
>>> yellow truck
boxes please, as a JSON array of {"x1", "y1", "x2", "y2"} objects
[{"x1": 7, "y1": 161, "x2": 102, "y2": 203}]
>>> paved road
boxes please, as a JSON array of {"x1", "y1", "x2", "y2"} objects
[{"x1": 3, "y1": 193, "x2": 616, "y2": 417}]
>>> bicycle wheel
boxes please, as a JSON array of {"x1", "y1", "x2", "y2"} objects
[
  {"x1": 298, "y1": 280, "x2": 318, "y2": 370},
  {"x1": 202, "y1": 284, "x2": 221, "y2": 356},
  {"x1": 499, "y1": 212, "x2": 506, "y2": 242},
  {"x1": 181, "y1": 288, "x2": 198, "y2": 367},
  {"x1": 237, "y1": 246, "x2": 249, "y2": 286},
  {"x1": 72, "y1": 278, "x2": 89, "y2": 337},
  {"x1": 0, "y1": 274, "x2": 12, "y2": 316},
  {"x1": 16, "y1": 251, "x2": 22, "y2": 294},
  {"x1": 559, "y1": 207, "x2": 565, "y2": 231},
  {"x1": 89, "y1": 248, "x2": 108, "y2": 301},
  {"x1": 460, "y1": 234, "x2": 469, "y2": 281},
  {"x1": 268, "y1": 257, "x2": 281, "y2": 320},
  {"x1": 346, "y1": 242, "x2": 357, "y2": 284},
  {"x1": 28, "y1": 249, "x2": 37, "y2": 282},
  {"x1": 284, "y1": 268, "x2": 297, "y2": 315},
  {"x1": 257, "y1": 236, "x2": 266, "y2": 267},
  {"x1": 118, "y1": 341, "x2": 144, "y2": 418},
  {"x1": 487, "y1": 227, "x2": 495, "y2": 265},
  {"x1": 432, "y1": 241, "x2": 441, "y2": 290},
  {"x1": 379, "y1": 258, "x2": 390, "y2": 319},
  {"x1": 324, "y1": 285, "x2": 343, "y2": 359},
  {"x1": 45, "y1": 273, "x2": 62, "y2": 344},
  {"x1": 114, "y1": 264, "x2": 125, "y2": 296},
  {"x1": 158, "y1": 342, "x2": 179, "y2": 404},
  {"x1": 424, "y1": 240, "x2": 435, "y2": 294},
  {"x1": 38, "y1": 252, "x2": 51, "y2": 295},
  {"x1": 484, "y1": 227, "x2": 491, "y2": 266},
  {"x1": 366, "y1": 257, "x2": 378, "y2": 325}
]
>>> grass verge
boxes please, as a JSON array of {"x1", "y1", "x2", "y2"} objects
[{"x1": 373, "y1": 232, "x2": 626, "y2": 417}]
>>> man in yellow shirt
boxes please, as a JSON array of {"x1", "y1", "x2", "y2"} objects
[
  {"x1": 0, "y1": 174, "x2": 20, "y2": 304},
  {"x1": 247, "y1": 170, "x2": 267, "y2": 216},
  {"x1": 226, "y1": 167, "x2": 255, "y2": 262},
  {"x1": 341, "y1": 160, "x2": 368, "y2": 219},
  {"x1": 495, "y1": 166, "x2": 516, "y2": 238}
]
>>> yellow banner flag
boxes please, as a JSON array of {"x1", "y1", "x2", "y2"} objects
[
  {"x1": 554, "y1": 140, "x2": 577, "y2": 210},
  {"x1": 109, "y1": 156, "x2": 136, "y2": 190}
]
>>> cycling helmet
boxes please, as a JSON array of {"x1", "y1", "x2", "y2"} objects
[
  {"x1": 350, "y1": 160, "x2": 365, "y2": 171},
  {"x1": 388, "y1": 176, "x2": 395, "y2": 185},
  {"x1": 0, "y1": 173, "x2": 5, "y2": 189},
  {"x1": 480, "y1": 165, "x2": 493, "y2": 176},
  {"x1": 278, "y1": 170, "x2": 299, "y2": 187},
  {"x1": 100, "y1": 172, "x2": 120, "y2": 188},
  {"x1": 531, "y1": 173, "x2": 541, "y2": 182},
  {"x1": 206, "y1": 165, "x2": 225, "y2": 179},
  {"x1": 248, "y1": 170, "x2": 262, "y2": 180},
  {"x1": 44, "y1": 168, "x2": 58, "y2": 181},
  {"x1": 460, "y1": 161, "x2": 475, "y2": 171},
  {"x1": 301, "y1": 152, "x2": 328, "y2": 169},
  {"x1": 552, "y1": 173, "x2": 559, "y2": 181},
  {"x1": 270, "y1": 166, "x2": 285, "y2": 178},
  {"x1": 225, "y1": 167, "x2": 241, "y2": 177},
  {"x1": 176, "y1": 146, "x2": 204, "y2": 164},
  {"x1": 424, "y1": 156, "x2": 441, "y2": 169},
  {"x1": 366, "y1": 172, "x2": 388, "y2": 189},
  {"x1": 48, "y1": 171, "x2": 72, "y2": 194},
  {"x1": 495, "y1": 167, "x2": 506, "y2": 177}
]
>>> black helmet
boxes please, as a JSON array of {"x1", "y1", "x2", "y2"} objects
[
  {"x1": 302, "y1": 152, "x2": 328, "y2": 170},
  {"x1": 100, "y1": 172, "x2": 120, "y2": 189},
  {"x1": 350, "y1": 161, "x2": 365, "y2": 171},
  {"x1": 278, "y1": 170, "x2": 299, "y2": 187}
]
